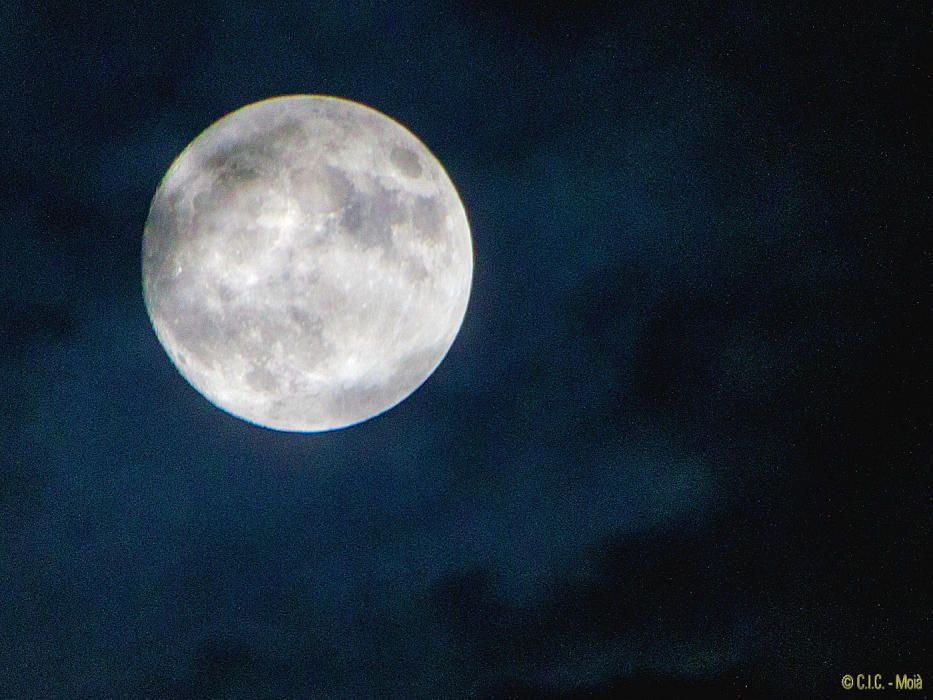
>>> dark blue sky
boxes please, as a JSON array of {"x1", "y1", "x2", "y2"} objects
[{"x1": 1, "y1": 2, "x2": 927, "y2": 698}]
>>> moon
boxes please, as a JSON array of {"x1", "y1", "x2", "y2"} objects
[{"x1": 142, "y1": 96, "x2": 473, "y2": 432}]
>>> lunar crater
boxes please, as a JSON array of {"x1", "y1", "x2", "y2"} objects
[{"x1": 390, "y1": 146, "x2": 422, "y2": 177}]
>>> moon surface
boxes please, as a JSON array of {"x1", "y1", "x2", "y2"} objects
[{"x1": 142, "y1": 96, "x2": 473, "y2": 431}]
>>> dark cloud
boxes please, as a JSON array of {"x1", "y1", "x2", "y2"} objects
[
  {"x1": 483, "y1": 674, "x2": 764, "y2": 700},
  {"x1": 0, "y1": 301, "x2": 77, "y2": 349}
]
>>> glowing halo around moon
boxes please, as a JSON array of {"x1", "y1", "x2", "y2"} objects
[{"x1": 142, "y1": 95, "x2": 473, "y2": 432}]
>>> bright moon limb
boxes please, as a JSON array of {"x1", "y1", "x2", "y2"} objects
[{"x1": 142, "y1": 95, "x2": 473, "y2": 432}]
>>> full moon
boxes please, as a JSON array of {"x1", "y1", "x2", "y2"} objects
[{"x1": 142, "y1": 95, "x2": 473, "y2": 432}]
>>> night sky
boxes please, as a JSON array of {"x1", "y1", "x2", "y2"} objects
[{"x1": 1, "y1": 2, "x2": 928, "y2": 698}]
